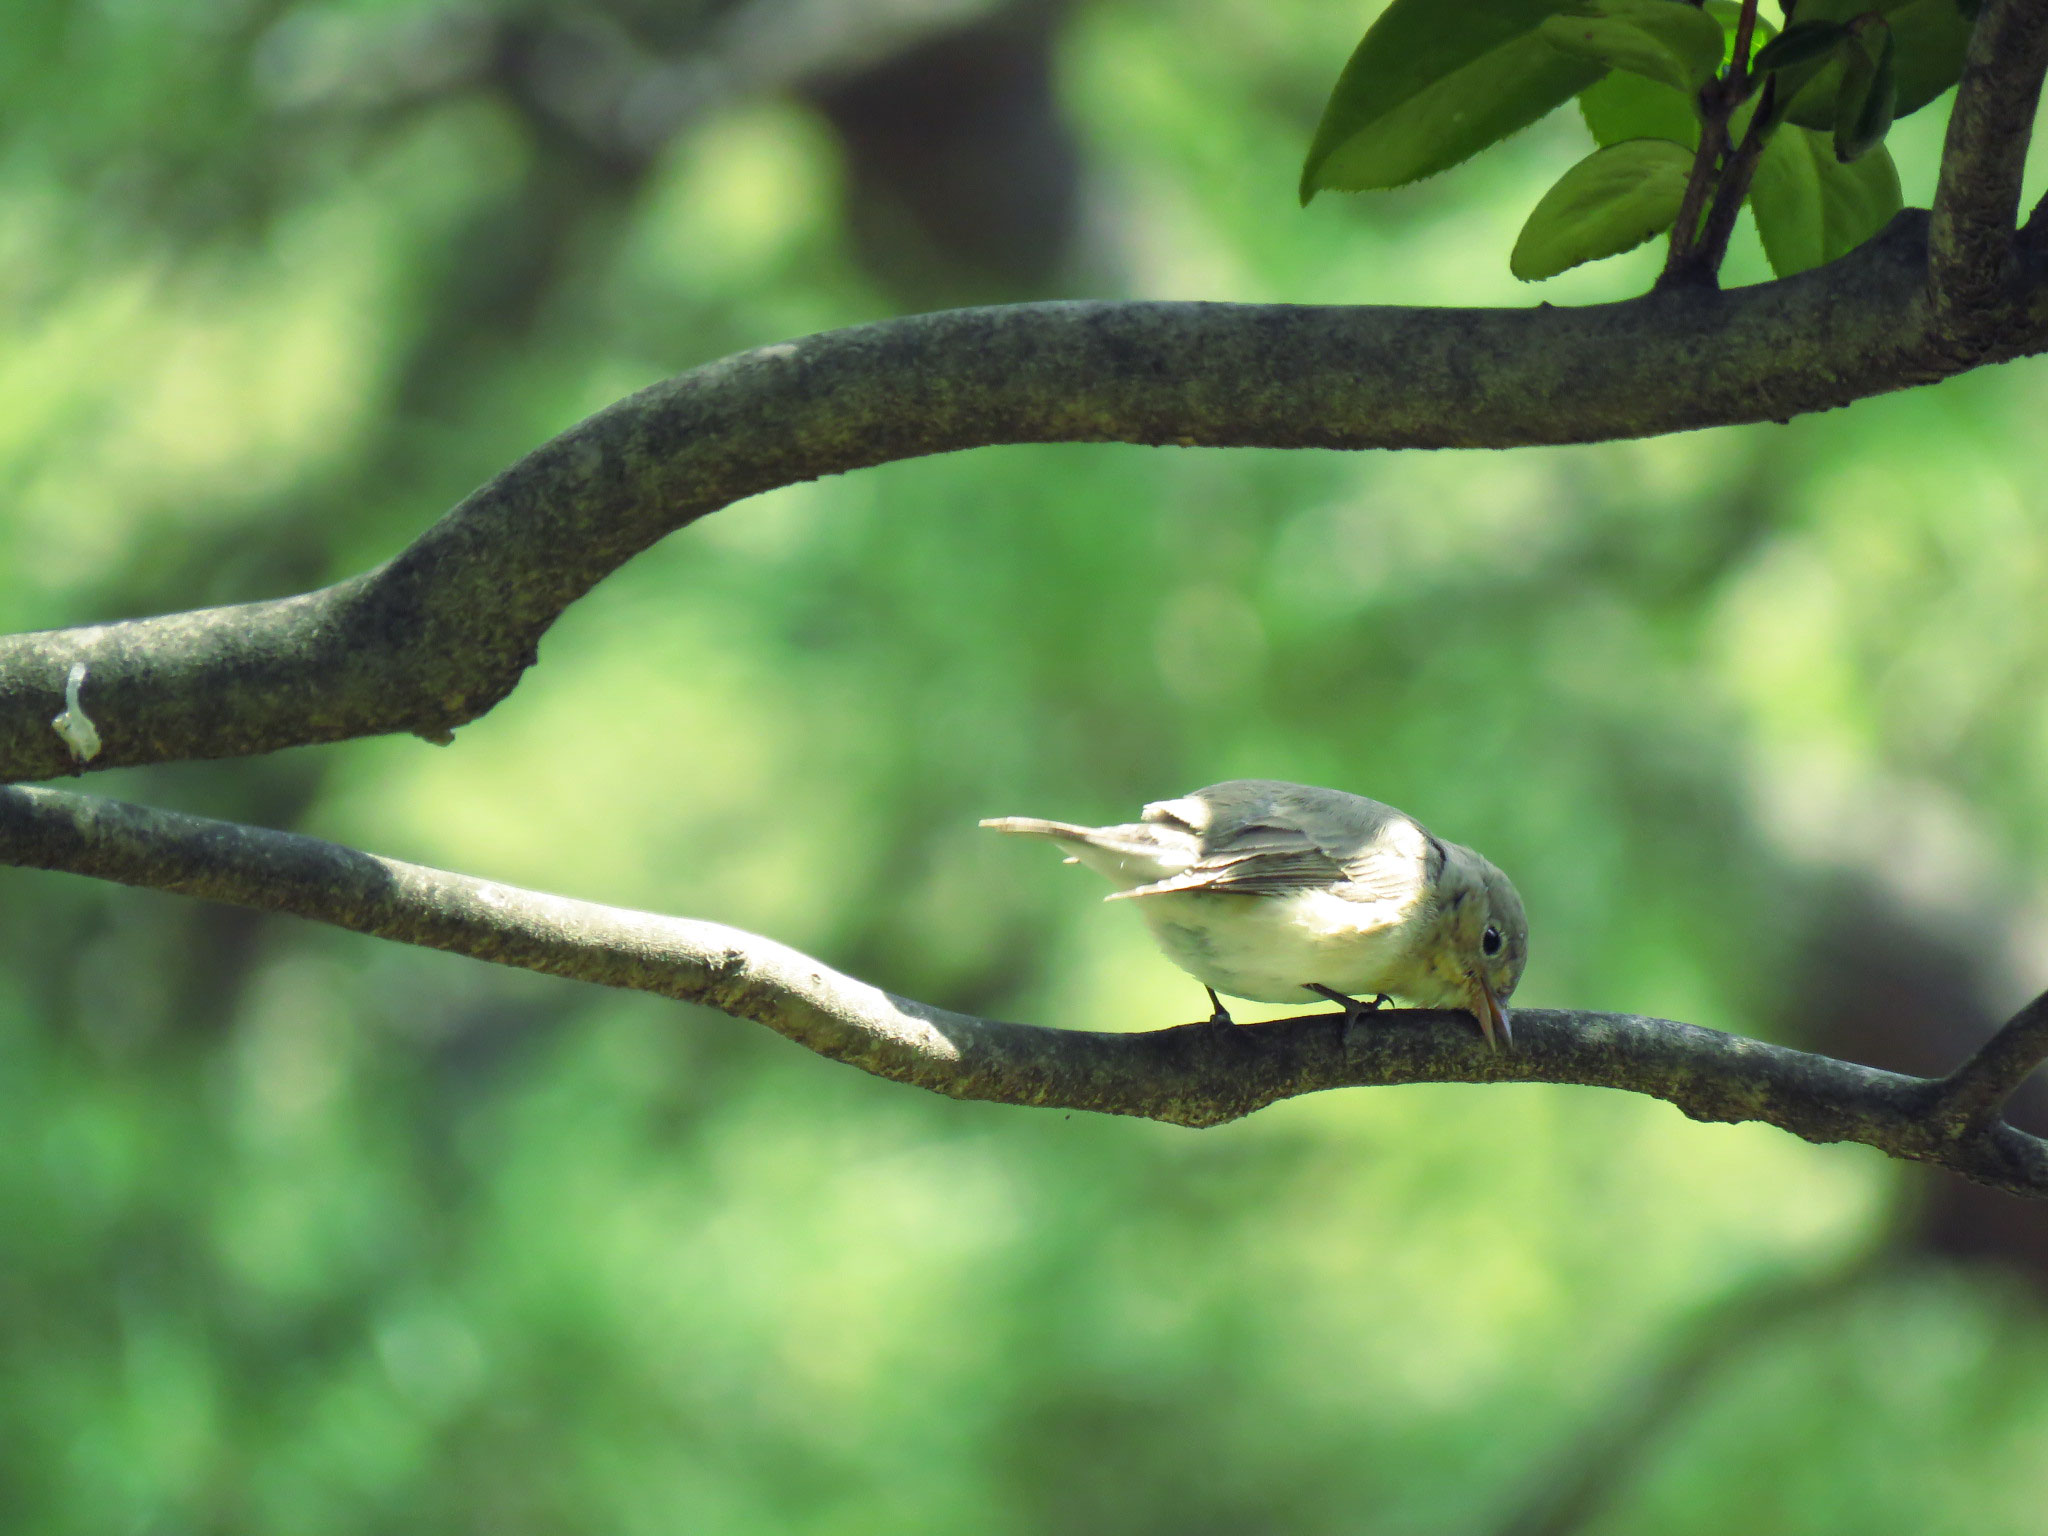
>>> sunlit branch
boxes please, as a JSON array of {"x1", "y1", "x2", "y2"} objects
[
  {"x1": 4, "y1": 782, "x2": 2045, "y2": 1198},
  {"x1": 3, "y1": 214, "x2": 2046, "y2": 784}
]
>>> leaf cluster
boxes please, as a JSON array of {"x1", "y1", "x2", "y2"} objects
[{"x1": 1300, "y1": 0, "x2": 1974, "y2": 282}]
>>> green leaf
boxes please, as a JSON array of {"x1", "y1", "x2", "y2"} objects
[
  {"x1": 1751, "y1": 20, "x2": 1851, "y2": 74},
  {"x1": 1577, "y1": 4, "x2": 1780, "y2": 153},
  {"x1": 1706, "y1": 0, "x2": 1778, "y2": 45},
  {"x1": 1781, "y1": 0, "x2": 1969, "y2": 128},
  {"x1": 1828, "y1": 27, "x2": 1879, "y2": 152},
  {"x1": 1703, "y1": 0, "x2": 1750, "y2": 35},
  {"x1": 1579, "y1": 69, "x2": 1701, "y2": 149},
  {"x1": 1748, "y1": 126, "x2": 1903, "y2": 276},
  {"x1": 1833, "y1": 27, "x2": 1897, "y2": 162},
  {"x1": 1511, "y1": 137, "x2": 1696, "y2": 279},
  {"x1": 1539, "y1": 0, "x2": 1728, "y2": 93},
  {"x1": 1300, "y1": 0, "x2": 1602, "y2": 201}
]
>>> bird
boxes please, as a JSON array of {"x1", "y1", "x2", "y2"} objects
[{"x1": 982, "y1": 779, "x2": 1527, "y2": 1049}]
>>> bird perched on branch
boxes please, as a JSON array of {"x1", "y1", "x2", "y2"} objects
[{"x1": 983, "y1": 779, "x2": 1527, "y2": 1049}]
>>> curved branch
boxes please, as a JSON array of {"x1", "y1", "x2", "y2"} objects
[
  {"x1": 1929, "y1": 0, "x2": 2048, "y2": 331},
  {"x1": 4, "y1": 782, "x2": 2044, "y2": 1197},
  {"x1": 5, "y1": 214, "x2": 2048, "y2": 783}
]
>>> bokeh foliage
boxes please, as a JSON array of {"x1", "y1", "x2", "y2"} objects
[{"x1": 6, "y1": 1, "x2": 2048, "y2": 1531}]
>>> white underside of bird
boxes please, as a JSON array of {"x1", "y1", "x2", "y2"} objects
[{"x1": 1122, "y1": 884, "x2": 1433, "y2": 1006}]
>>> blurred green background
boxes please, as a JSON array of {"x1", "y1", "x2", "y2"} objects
[{"x1": 7, "y1": 1, "x2": 2048, "y2": 1530}]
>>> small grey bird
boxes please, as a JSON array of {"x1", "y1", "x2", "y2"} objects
[{"x1": 982, "y1": 779, "x2": 1528, "y2": 1049}]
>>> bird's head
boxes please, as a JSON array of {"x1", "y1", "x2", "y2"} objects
[{"x1": 1423, "y1": 843, "x2": 1528, "y2": 1050}]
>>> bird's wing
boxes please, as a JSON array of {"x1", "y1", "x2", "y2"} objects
[
  {"x1": 1114, "y1": 782, "x2": 1434, "y2": 901},
  {"x1": 1109, "y1": 821, "x2": 1348, "y2": 898}
]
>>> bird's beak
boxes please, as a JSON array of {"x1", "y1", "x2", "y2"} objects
[{"x1": 1466, "y1": 979, "x2": 1512, "y2": 1053}]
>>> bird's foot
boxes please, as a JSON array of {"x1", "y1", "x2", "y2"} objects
[
  {"x1": 1304, "y1": 983, "x2": 1389, "y2": 1028},
  {"x1": 1203, "y1": 986, "x2": 1237, "y2": 1027}
]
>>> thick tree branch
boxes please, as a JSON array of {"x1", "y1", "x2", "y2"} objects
[
  {"x1": 1928, "y1": 0, "x2": 2048, "y2": 334},
  {"x1": 4, "y1": 782, "x2": 2045, "y2": 1197},
  {"x1": 6, "y1": 213, "x2": 2048, "y2": 784}
]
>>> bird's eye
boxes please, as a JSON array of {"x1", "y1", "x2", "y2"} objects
[{"x1": 1482, "y1": 926, "x2": 1503, "y2": 956}]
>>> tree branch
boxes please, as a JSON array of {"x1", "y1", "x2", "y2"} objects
[
  {"x1": 1929, "y1": 989, "x2": 2048, "y2": 1132},
  {"x1": 1928, "y1": 0, "x2": 2048, "y2": 334},
  {"x1": 1659, "y1": 0, "x2": 1760, "y2": 290},
  {"x1": 4, "y1": 782, "x2": 2045, "y2": 1197},
  {"x1": 6, "y1": 213, "x2": 2048, "y2": 784},
  {"x1": 1694, "y1": 76, "x2": 1776, "y2": 279},
  {"x1": 1657, "y1": 103, "x2": 1730, "y2": 288}
]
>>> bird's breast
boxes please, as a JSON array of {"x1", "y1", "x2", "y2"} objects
[{"x1": 1134, "y1": 888, "x2": 1427, "y2": 1005}]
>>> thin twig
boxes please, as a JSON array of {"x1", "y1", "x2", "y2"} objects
[
  {"x1": 1660, "y1": 0, "x2": 1762, "y2": 289},
  {"x1": 3, "y1": 782, "x2": 2046, "y2": 1196},
  {"x1": 1931, "y1": 990, "x2": 2048, "y2": 1131},
  {"x1": 1695, "y1": 78, "x2": 1778, "y2": 275},
  {"x1": 1727, "y1": 0, "x2": 1761, "y2": 90},
  {"x1": 1660, "y1": 116, "x2": 1727, "y2": 285}
]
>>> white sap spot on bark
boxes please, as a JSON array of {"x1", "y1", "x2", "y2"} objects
[{"x1": 51, "y1": 662, "x2": 101, "y2": 763}]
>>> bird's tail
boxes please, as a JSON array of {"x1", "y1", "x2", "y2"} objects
[
  {"x1": 980, "y1": 815, "x2": 1186, "y2": 888},
  {"x1": 978, "y1": 816, "x2": 1099, "y2": 843}
]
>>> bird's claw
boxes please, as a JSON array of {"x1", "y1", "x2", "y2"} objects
[
  {"x1": 1304, "y1": 983, "x2": 1388, "y2": 1028},
  {"x1": 1203, "y1": 986, "x2": 1236, "y2": 1027}
]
